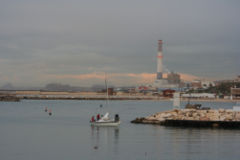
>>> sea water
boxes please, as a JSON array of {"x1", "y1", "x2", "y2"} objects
[{"x1": 0, "y1": 100, "x2": 239, "y2": 160}]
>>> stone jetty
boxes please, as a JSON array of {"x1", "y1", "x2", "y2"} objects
[
  {"x1": 0, "y1": 95, "x2": 20, "y2": 102},
  {"x1": 131, "y1": 109, "x2": 240, "y2": 128}
]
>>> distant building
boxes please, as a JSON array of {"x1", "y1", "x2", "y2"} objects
[
  {"x1": 191, "y1": 80, "x2": 202, "y2": 89},
  {"x1": 135, "y1": 85, "x2": 157, "y2": 94},
  {"x1": 231, "y1": 88, "x2": 240, "y2": 98},
  {"x1": 182, "y1": 93, "x2": 215, "y2": 98},
  {"x1": 234, "y1": 75, "x2": 240, "y2": 82},
  {"x1": 107, "y1": 88, "x2": 114, "y2": 96},
  {"x1": 215, "y1": 79, "x2": 235, "y2": 86},
  {"x1": 201, "y1": 80, "x2": 215, "y2": 89},
  {"x1": 167, "y1": 72, "x2": 181, "y2": 85},
  {"x1": 115, "y1": 87, "x2": 137, "y2": 95},
  {"x1": 162, "y1": 89, "x2": 175, "y2": 98}
]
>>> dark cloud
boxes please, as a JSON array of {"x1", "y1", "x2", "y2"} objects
[{"x1": 0, "y1": 0, "x2": 239, "y2": 86}]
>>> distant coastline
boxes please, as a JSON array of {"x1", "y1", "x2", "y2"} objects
[{"x1": 0, "y1": 90, "x2": 239, "y2": 102}]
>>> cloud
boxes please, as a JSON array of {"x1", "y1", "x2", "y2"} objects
[
  {"x1": 49, "y1": 72, "x2": 106, "y2": 80},
  {"x1": 0, "y1": 0, "x2": 239, "y2": 87},
  {"x1": 46, "y1": 72, "x2": 200, "y2": 87},
  {"x1": 46, "y1": 72, "x2": 152, "y2": 86},
  {"x1": 179, "y1": 73, "x2": 199, "y2": 82}
]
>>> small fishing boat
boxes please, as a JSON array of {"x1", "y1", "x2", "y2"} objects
[
  {"x1": 90, "y1": 112, "x2": 120, "y2": 126},
  {"x1": 90, "y1": 73, "x2": 120, "y2": 127}
]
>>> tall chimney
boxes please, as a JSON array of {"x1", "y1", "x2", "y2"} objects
[{"x1": 157, "y1": 40, "x2": 163, "y2": 80}]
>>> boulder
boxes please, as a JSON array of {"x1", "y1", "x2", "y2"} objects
[
  {"x1": 234, "y1": 113, "x2": 240, "y2": 121},
  {"x1": 219, "y1": 109, "x2": 225, "y2": 113},
  {"x1": 200, "y1": 116, "x2": 210, "y2": 121}
]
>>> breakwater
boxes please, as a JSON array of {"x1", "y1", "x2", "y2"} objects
[
  {"x1": 0, "y1": 91, "x2": 239, "y2": 102},
  {"x1": 19, "y1": 96, "x2": 164, "y2": 100},
  {"x1": 0, "y1": 95, "x2": 20, "y2": 102},
  {"x1": 131, "y1": 108, "x2": 240, "y2": 128}
]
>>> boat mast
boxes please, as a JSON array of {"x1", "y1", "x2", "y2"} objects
[{"x1": 105, "y1": 73, "x2": 109, "y2": 107}]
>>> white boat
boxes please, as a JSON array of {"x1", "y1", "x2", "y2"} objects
[
  {"x1": 90, "y1": 112, "x2": 120, "y2": 126},
  {"x1": 90, "y1": 120, "x2": 121, "y2": 127},
  {"x1": 90, "y1": 74, "x2": 120, "y2": 126}
]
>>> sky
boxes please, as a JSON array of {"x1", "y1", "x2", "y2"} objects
[{"x1": 0, "y1": 0, "x2": 239, "y2": 87}]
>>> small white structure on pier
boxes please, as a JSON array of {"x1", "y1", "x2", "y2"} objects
[{"x1": 173, "y1": 92, "x2": 180, "y2": 109}]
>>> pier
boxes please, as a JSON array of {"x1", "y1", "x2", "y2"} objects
[{"x1": 131, "y1": 108, "x2": 240, "y2": 129}]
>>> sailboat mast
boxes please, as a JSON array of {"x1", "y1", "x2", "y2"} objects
[{"x1": 105, "y1": 73, "x2": 109, "y2": 106}]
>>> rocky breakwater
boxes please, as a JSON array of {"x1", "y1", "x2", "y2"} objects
[
  {"x1": 131, "y1": 109, "x2": 240, "y2": 128},
  {"x1": 0, "y1": 95, "x2": 20, "y2": 102}
]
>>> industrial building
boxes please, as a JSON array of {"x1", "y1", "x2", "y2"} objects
[
  {"x1": 153, "y1": 40, "x2": 179, "y2": 89},
  {"x1": 181, "y1": 93, "x2": 216, "y2": 99},
  {"x1": 167, "y1": 72, "x2": 181, "y2": 85}
]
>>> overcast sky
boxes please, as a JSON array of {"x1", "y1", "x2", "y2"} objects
[{"x1": 0, "y1": 0, "x2": 239, "y2": 87}]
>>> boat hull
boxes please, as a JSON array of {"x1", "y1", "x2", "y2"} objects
[{"x1": 90, "y1": 121, "x2": 121, "y2": 126}]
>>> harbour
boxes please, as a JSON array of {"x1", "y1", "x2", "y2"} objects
[
  {"x1": 1, "y1": 0, "x2": 239, "y2": 159},
  {"x1": 1, "y1": 100, "x2": 240, "y2": 160}
]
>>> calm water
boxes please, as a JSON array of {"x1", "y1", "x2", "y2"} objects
[{"x1": 0, "y1": 100, "x2": 239, "y2": 160}]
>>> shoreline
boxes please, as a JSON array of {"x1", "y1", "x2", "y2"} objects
[
  {"x1": 0, "y1": 90, "x2": 239, "y2": 102},
  {"x1": 1, "y1": 97, "x2": 239, "y2": 102},
  {"x1": 17, "y1": 96, "x2": 240, "y2": 102}
]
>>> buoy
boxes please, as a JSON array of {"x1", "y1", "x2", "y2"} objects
[
  {"x1": 48, "y1": 109, "x2": 52, "y2": 116},
  {"x1": 44, "y1": 107, "x2": 48, "y2": 112}
]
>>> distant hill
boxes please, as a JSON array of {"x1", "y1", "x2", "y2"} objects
[
  {"x1": 43, "y1": 83, "x2": 112, "y2": 92},
  {"x1": 44, "y1": 83, "x2": 89, "y2": 92}
]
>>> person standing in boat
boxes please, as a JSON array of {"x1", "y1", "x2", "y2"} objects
[
  {"x1": 97, "y1": 114, "x2": 100, "y2": 121},
  {"x1": 114, "y1": 114, "x2": 120, "y2": 122},
  {"x1": 91, "y1": 116, "x2": 95, "y2": 122}
]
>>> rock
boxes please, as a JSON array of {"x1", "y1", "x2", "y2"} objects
[
  {"x1": 234, "y1": 113, "x2": 240, "y2": 121},
  {"x1": 200, "y1": 116, "x2": 210, "y2": 121},
  {"x1": 219, "y1": 109, "x2": 225, "y2": 113},
  {"x1": 132, "y1": 108, "x2": 240, "y2": 126},
  {"x1": 226, "y1": 109, "x2": 233, "y2": 113},
  {"x1": 173, "y1": 109, "x2": 180, "y2": 113},
  {"x1": 200, "y1": 113, "x2": 206, "y2": 118},
  {"x1": 186, "y1": 112, "x2": 193, "y2": 117},
  {"x1": 219, "y1": 116, "x2": 225, "y2": 121},
  {"x1": 161, "y1": 113, "x2": 172, "y2": 118},
  {"x1": 147, "y1": 116, "x2": 157, "y2": 121},
  {"x1": 223, "y1": 115, "x2": 233, "y2": 121}
]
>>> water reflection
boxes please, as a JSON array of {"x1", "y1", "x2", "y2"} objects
[{"x1": 90, "y1": 126, "x2": 119, "y2": 153}]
